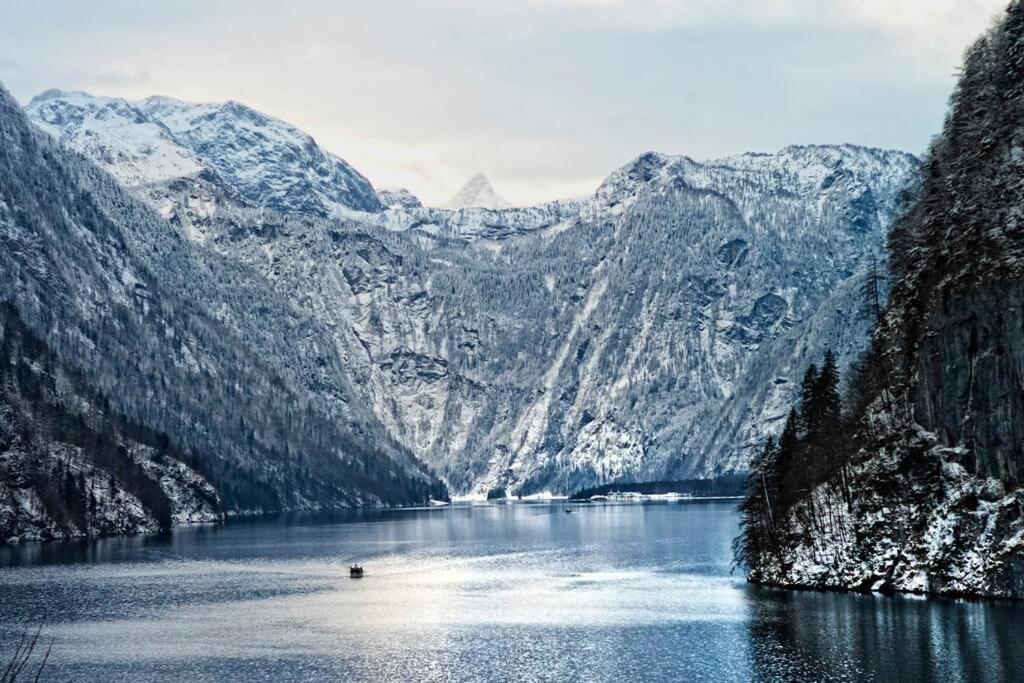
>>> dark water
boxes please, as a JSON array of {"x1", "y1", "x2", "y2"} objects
[{"x1": 1, "y1": 501, "x2": 1022, "y2": 682}]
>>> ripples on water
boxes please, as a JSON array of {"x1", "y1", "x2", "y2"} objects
[{"x1": 1, "y1": 501, "x2": 1022, "y2": 681}]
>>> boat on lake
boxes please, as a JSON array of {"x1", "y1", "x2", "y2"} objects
[{"x1": 350, "y1": 565, "x2": 364, "y2": 578}]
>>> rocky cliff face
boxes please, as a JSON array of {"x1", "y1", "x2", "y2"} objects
[
  {"x1": 741, "y1": 1, "x2": 1024, "y2": 599},
  {"x1": 864, "y1": 0, "x2": 1024, "y2": 494},
  {"x1": 25, "y1": 91, "x2": 920, "y2": 497},
  {"x1": 887, "y1": 8, "x2": 1024, "y2": 484},
  {"x1": 913, "y1": 281, "x2": 1024, "y2": 483}
]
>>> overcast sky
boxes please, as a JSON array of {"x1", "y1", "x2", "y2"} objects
[{"x1": 0, "y1": 0, "x2": 1009, "y2": 205}]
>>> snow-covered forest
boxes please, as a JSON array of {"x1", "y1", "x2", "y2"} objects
[
  {"x1": 737, "y1": 0, "x2": 1024, "y2": 598},
  {"x1": 20, "y1": 89, "x2": 921, "y2": 498},
  {"x1": 0, "y1": 85, "x2": 444, "y2": 540}
]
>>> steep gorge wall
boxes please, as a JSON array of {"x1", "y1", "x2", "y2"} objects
[
  {"x1": 743, "y1": 1, "x2": 1024, "y2": 599},
  {"x1": 913, "y1": 280, "x2": 1024, "y2": 483},
  {"x1": 886, "y1": 1, "x2": 1024, "y2": 484}
]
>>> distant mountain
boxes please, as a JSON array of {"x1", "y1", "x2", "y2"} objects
[
  {"x1": 377, "y1": 187, "x2": 422, "y2": 210},
  {"x1": 373, "y1": 197, "x2": 583, "y2": 241},
  {"x1": 26, "y1": 89, "x2": 920, "y2": 499},
  {"x1": 739, "y1": 1, "x2": 1024, "y2": 599},
  {"x1": 442, "y1": 173, "x2": 511, "y2": 209},
  {"x1": 1, "y1": 83, "x2": 444, "y2": 540},
  {"x1": 26, "y1": 89, "x2": 382, "y2": 215}
]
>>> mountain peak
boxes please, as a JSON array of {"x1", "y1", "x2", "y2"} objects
[
  {"x1": 377, "y1": 186, "x2": 422, "y2": 210},
  {"x1": 28, "y1": 88, "x2": 92, "y2": 105},
  {"x1": 27, "y1": 89, "x2": 382, "y2": 214},
  {"x1": 442, "y1": 173, "x2": 511, "y2": 210}
]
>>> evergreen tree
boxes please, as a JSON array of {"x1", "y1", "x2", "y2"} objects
[
  {"x1": 735, "y1": 437, "x2": 780, "y2": 570},
  {"x1": 858, "y1": 253, "x2": 886, "y2": 328},
  {"x1": 737, "y1": 349, "x2": 852, "y2": 573},
  {"x1": 774, "y1": 408, "x2": 802, "y2": 509},
  {"x1": 799, "y1": 364, "x2": 819, "y2": 432},
  {"x1": 814, "y1": 350, "x2": 842, "y2": 438}
]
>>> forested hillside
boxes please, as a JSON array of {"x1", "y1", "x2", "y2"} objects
[
  {"x1": 737, "y1": 1, "x2": 1024, "y2": 598},
  {"x1": 0, "y1": 82, "x2": 445, "y2": 539},
  {"x1": 0, "y1": 303, "x2": 221, "y2": 541}
]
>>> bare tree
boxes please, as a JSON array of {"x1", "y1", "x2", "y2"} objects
[{"x1": 1, "y1": 626, "x2": 52, "y2": 683}]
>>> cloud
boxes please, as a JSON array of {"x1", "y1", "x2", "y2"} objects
[
  {"x1": 0, "y1": 0, "x2": 1010, "y2": 205},
  {"x1": 525, "y1": 0, "x2": 801, "y2": 26},
  {"x1": 329, "y1": 136, "x2": 468, "y2": 206},
  {"x1": 524, "y1": 0, "x2": 1003, "y2": 33},
  {"x1": 524, "y1": 0, "x2": 1005, "y2": 74}
]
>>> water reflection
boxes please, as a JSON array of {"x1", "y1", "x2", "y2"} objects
[
  {"x1": 745, "y1": 585, "x2": 1024, "y2": 682},
  {"x1": 0, "y1": 501, "x2": 1022, "y2": 681}
]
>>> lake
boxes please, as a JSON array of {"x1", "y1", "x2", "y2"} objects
[{"x1": 1, "y1": 501, "x2": 1022, "y2": 681}]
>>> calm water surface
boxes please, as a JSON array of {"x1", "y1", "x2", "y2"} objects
[{"x1": 1, "y1": 501, "x2": 1022, "y2": 681}]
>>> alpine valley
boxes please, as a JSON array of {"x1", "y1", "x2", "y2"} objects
[
  {"x1": 1, "y1": 80, "x2": 922, "y2": 540},
  {"x1": 0, "y1": 86, "x2": 443, "y2": 542},
  {"x1": 6, "y1": 83, "x2": 921, "y2": 518}
]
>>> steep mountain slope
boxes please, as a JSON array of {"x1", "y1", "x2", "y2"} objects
[
  {"x1": 442, "y1": 173, "x2": 511, "y2": 209},
  {"x1": 1, "y1": 83, "x2": 444, "y2": 532},
  {"x1": 27, "y1": 90, "x2": 919, "y2": 497},
  {"x1": 739, "y1": 1, "x2": 1024, "y2": 598},
  {"x1": 26, "y1": 90, "x2": 203, "y2": 186},
  {"x1": 154, "y1": 148, "x2": 917, "y2": 496},
  {"x1": 27, "y1": 90, "x2": 381, "y2": 215},
  {"x1": 0, "y1": 303, "x2": 221, "y2": 542}
]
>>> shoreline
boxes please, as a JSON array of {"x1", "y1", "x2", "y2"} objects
[
  {"x1": 1, "y1": 496, "x2": 743, "y2": 548},
  {"x1": 748, "y1": 578, "x2": 1024, "y2": 604}
]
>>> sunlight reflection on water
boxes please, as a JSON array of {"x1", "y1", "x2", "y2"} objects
[{"x1": 1, "y1": 501, "x2": 1022, "y2": 682}]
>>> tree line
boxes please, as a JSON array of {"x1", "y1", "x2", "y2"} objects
[{"x1": 734, "y1": 348, "x2": 854, "y2": 571}]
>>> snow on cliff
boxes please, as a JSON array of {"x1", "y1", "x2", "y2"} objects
[{"x1": 26, "y1": 90, "x2": 381, "y2": 215}]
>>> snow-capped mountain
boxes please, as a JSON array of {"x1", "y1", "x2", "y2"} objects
[
  {"x1": 26, "y1": 89, "x2": 381, "y2": 215},
  {"x1": 1, "y1": 83, "x2": 443, "y2": 541},
  {"x1": 377, "y1": 187, "x2": 423, "y2": 210},
  {"x1": 25, "y1": 89, "x2": 920, "y2": 497},
  {"x1": 442, "y1": 173, "x2": 511, "y2": 209},
  {"x1": 26, "y1": 89, "x2": 203, "y2": 186},
  {"x1": 180, "y1": 151, "x2": 919, "y2": 495}
]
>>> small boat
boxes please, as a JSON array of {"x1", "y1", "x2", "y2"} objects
[
  {"x1": 350, "y1": 564, "x2": 364, "y2": 578},
  {"x1": 565, "y1": 508, "x2": 574, "y2": 514}
]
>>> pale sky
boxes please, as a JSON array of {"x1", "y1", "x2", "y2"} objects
[{"x1": 0, "y1": 0, "x2": 1008, "y2": 205}]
